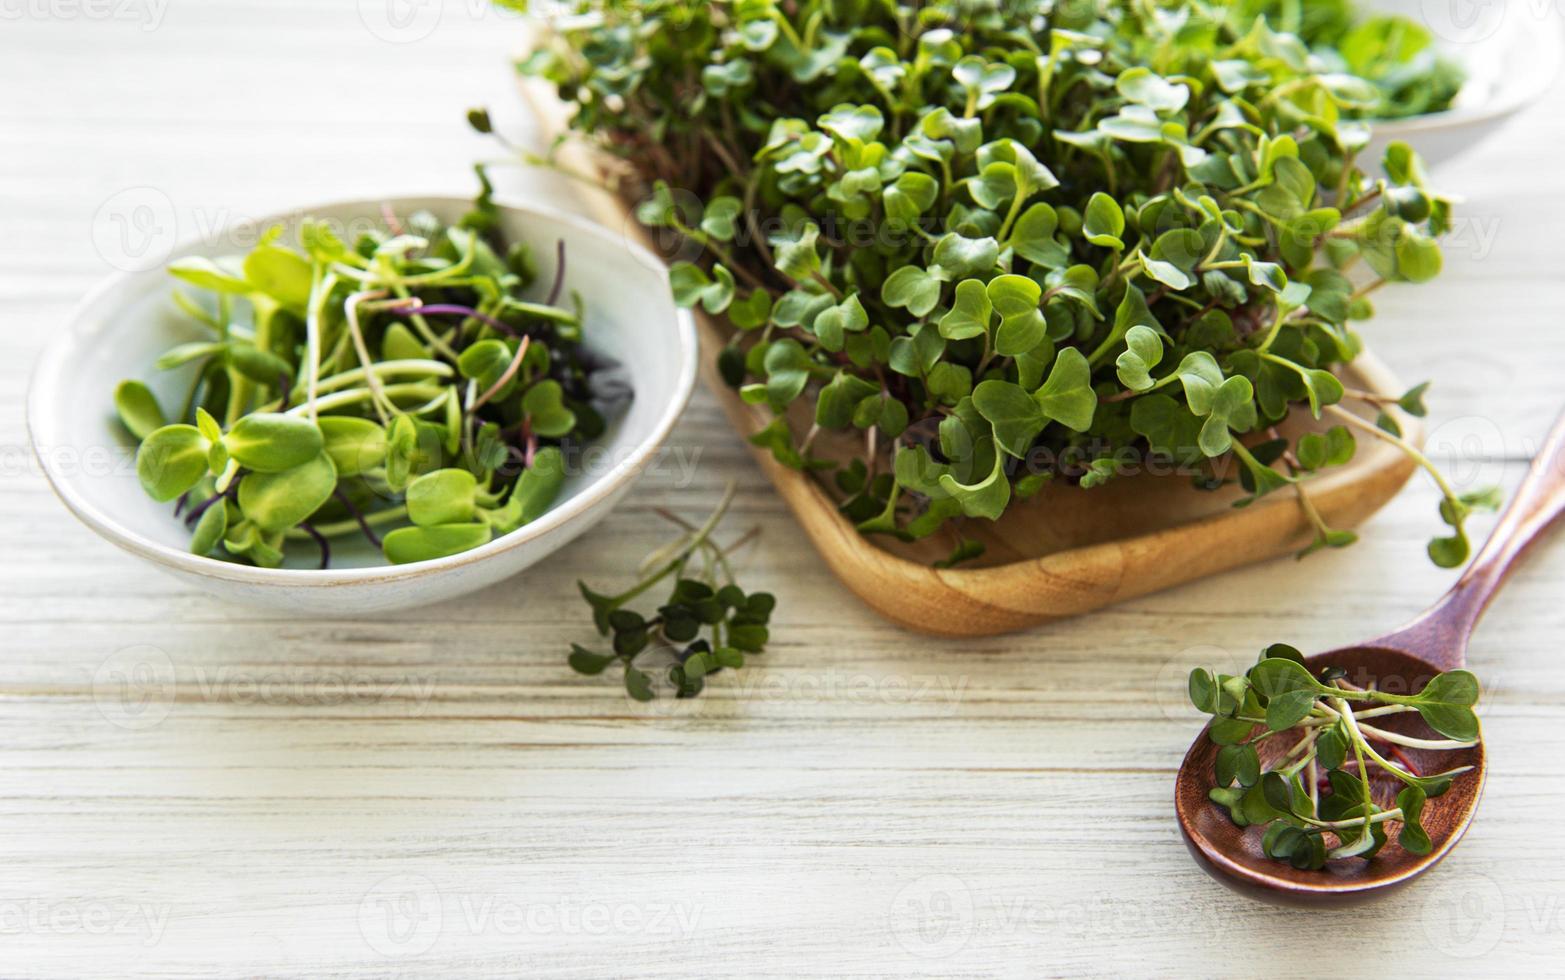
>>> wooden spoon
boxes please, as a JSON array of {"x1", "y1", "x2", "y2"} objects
[{"x1": 1176, "y1": 410, "x2": 1565, "y2": 904}]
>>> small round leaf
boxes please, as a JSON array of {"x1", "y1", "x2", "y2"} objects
[
  {"x1": 224, "y1": 414, "x2": 324, "y2": 473},
  {"x1": 237, "y1": 451, "x2": 338, "y2": 533},
  {"x1": 136, "y1": 425, "x2": 211, "y2": 502}
]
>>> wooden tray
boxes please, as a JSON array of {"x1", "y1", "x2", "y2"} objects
[{"x1": 521, "y1": 82, "x2": 1422, "y2": 637}]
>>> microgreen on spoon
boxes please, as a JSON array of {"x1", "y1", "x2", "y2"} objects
[{"x1": 1176, "y1": 409, "x2": 1565, "y2": 904}]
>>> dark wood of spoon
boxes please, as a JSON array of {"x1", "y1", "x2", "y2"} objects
[{"x1": 1177, "y1": 410, "x2": 1565, "y2": 905}]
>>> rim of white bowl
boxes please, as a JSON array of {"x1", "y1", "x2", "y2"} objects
[
  {"x1": 1372, "y1": 11, "x2": 1564, "y2": 137},
  {"x1": 26, "y1": 194, "x2": 699, "y2": 588}
]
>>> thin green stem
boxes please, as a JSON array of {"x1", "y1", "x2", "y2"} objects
[
  {"x1": 1325, "y1": 405, "x2": 1462, "y2": 506},
  {"x1": 614, "y1": 484, "x2": 739, "y2": 607},
  {"x1": 303, "y1": 268, "x2": 340, "y2": 421},
  {"x1": 344, "y1": 290, "x2": 393, "y2": 423},
  {"x1": 285, "y1": 383, "x2": 445, "y2": 418},
  {"x1": 286, "y1": 506, "x2": 409, "y2": 540}
]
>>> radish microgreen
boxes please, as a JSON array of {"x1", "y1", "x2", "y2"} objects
[
  {"x1": 505, "y1": 0, "x2": 1487, "y2": 568},
  {"x1": 569, "y1": 485, "x2": 776, "y2": 700},
  {"x1": 1190, "y1": 646, "x2": 1481, "y2": 870}
]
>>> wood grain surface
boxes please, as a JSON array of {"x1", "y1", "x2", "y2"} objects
[{"x1": 2, "y1": 2, "x2": 1565, "y2": 976}]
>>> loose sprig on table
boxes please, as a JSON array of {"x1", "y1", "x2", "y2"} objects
[
  {"x1": 1189, "y1": 646, "x2": 1480, "y2": 870},
  {"x1": 569, "y1": 485, "x2": 776, "y2": 700},
  {"x1": 504, "y1": 0, "x2": 1494, "y2": 568},
  {"x1": 119, "y1": 207, "x2": 617, "y2": 568}
]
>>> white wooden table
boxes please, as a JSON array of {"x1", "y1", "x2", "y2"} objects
[{"x1": 3, "y1": 3, "x2": 1564, "y2": 975}]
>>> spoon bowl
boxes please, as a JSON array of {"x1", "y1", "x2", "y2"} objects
[
  {"x1": 1176, "y1": 409, "x2": 1565, "y2": 904},
  {"x1": 1176, "y1": 645, "x2": 1486, "y2": 906}
]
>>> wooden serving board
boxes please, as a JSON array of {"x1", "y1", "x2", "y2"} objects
[{"x1": 520, "y1": 82, "x2": 1422, "y2": 637}]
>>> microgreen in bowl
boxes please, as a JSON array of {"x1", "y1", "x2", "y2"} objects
[
  {"x1": 118, "y1": 207, "x2": 619, "y2": 569},
  {"x1": 502, "y1": 0, "x2": 1496, "y2": 569},
  {"x1": 1188, "y1": 646, "x2": 1480, "y2": 870}
]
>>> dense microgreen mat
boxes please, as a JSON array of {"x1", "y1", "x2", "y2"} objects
[
  {"x1": 498, "y1": 0, "x2": 1492, "y2": 567},
  {"x1": 119, "y1": 206, "x2": 618, "y2": 568},
  {"x1": 1190, "y1": 646, "x2": 1480, "y2": 870}
]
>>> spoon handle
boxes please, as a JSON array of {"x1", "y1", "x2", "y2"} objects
[{"x1": 1379, "y1": 410, "x2": 1565, "y2": 668}]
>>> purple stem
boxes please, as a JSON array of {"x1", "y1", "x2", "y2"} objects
[
  {"x1": 546, "y1": 239, "x2": 567, "y2": 306},
  {"x1": 332, "y1": 488, "x2": 383, "y2": 550},
  {"x1": 174, "y1": 491, "x2": 190, "y2": 518},
  {"x1": 184, "y1": 483, "x2": 237, "y2": 527},
  {"x1": 388, "y1": 303, "x2": 516, "y2": 337},
  {"x1": 299, "y1": 522, "x2": 331, "y2": 570}
]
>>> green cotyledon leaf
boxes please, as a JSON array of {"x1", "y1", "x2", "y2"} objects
[
  {"x1": 114, "y1": 381, "x2": 167, "y2": 442},
  {"x1": 237, "y1": 451, "x2": 337, "y2": 534},
  {"x1": 383, "y1": 523, "x2": 494, "y2": 565},
  {"x1": 508, "y1": 0, "x2": 1465, "y2": 571},
  {"x1": 1115, "y1": 324, "x2": 1163, "y2": 391},
  {"x1": 222, "y1": 414, "x2": 324, "y2": 473},
  {"x1": 406, "y1": 468, "x2": 479, "y2": 527},
  {"x1": 318, "y1": 417, "x2": 387, "y2": 478},
  {"x1": 973, "y1": 380, "x2": 1044, "y2": 458},
  {"x1": 136, "y1": 425, "x2": 210, "y2": 502},
  {"x1": 1034, "y1": 348, "x2": 1096, "y2": 433},
  {"x1": 938, "y1": 446, "x2": 1009, "y2": 520},
  {"x1": 938, "y1": 279, "x2": 992, "y2": 341},
  {"x1": 522, "y1": 380, "x2": 578, "y2": 439}
]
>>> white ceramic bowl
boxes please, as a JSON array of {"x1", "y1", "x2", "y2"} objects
[
  {"x1": 28, "y1": 196, "x2": 697, "y2": 613},
  {"x1": 1365, "y1": 0, "x2": 1564, "y2": 167}
]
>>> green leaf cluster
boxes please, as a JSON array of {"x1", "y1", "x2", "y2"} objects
[
  {"x1": 515, "y1": 0, "x2": 1469, "y2": 564},
  {"x1": 118, "y1": 211, "x2": 607, "y2": 569},
  {"x1": 1190, "y1": 646, "x2": 1480, "y2": 870},
  {"x1": 570, "y1": 486, "x2": 775, "y2": 700}
]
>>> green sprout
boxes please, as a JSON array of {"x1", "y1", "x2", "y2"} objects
[
  {"x1": 117, "y1": 209, "x2": 615, "y2": 569},
  {"x1": 570, "y1": 485, "x2": 776, "y2": 700},
  {"x1": 1190, "y1": 646, "x2": 1481, "y2": 870},
  {"x1": 498, "y1": 0, "x2": 1489, "y2": 568}
]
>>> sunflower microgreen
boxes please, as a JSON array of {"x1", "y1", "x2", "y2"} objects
[{"x1": 120, "y1": 205, "x2": 615, "y2": 569}]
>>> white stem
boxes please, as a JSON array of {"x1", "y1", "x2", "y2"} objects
[
  {"x1": 1355, "y1": 720, "x2": 1476, "y2": 751},
  {"x1": 471, "y1": 336, "x2": 533, "y2": 414},
  {"x1": 1334, "y1": 696, "x2": 1419, "y2": 781},
  {"x1": 308, "y1": 360, "x2": 454, "y2": 400},
  {"x1": 344, "y1": 290, "x2": 391, "y2": 423},
  {"x1": 286, "y1": 383, "x2": 443, "y2": 418},
  {"x1": 304, "y1": 269, "x2": 339, "y2": 422},
  {"x1": 1316, "y1": 700, "x2": 1475, "y2": 750},
  {"x1": 1348, "y1": 703, "x2": 1418, "y2": 721},
  {"x1": 1303, "y1": 808, "x2": 1405, "y2": 831}
]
